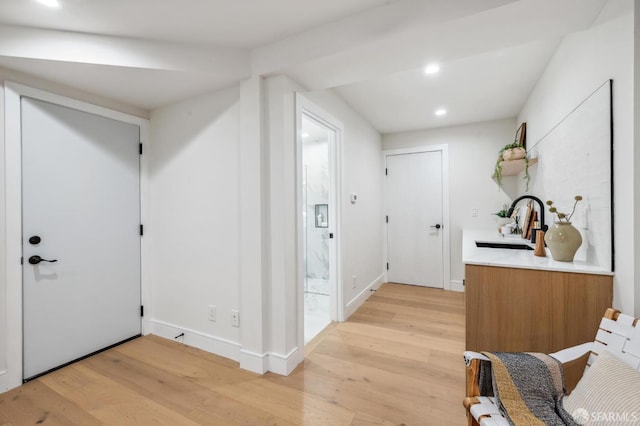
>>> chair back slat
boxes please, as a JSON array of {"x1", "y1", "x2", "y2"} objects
[
  {"x1": 623, "y1": 323, "x2": 640, "y2": 359},
  {"x1": 587, "y1": 310, "x2": 640, "y2": 372},
  {"x1": 595, "y1": 329, "x2": 626, "y2": 349},
  {"x1": 615, "y1": 312, "x2": 636, "y2": 326},
  {"x1": 600, "y1": 316, "x2": 632, "y2": 336}
]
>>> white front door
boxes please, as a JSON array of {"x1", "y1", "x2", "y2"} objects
[
  {"x1": 386, "y1": 151, "x2": 444, "y2": 288},
  {"x1": 22, "y1": 97, "x2": 142, "y2": 380}
]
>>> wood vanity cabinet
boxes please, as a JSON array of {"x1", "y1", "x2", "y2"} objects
[{"x1": 465, "y1": 264, "x2": 613, "y2": 354}]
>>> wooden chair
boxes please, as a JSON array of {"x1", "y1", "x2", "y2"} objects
[{"x1": 462, "y1": 308, "x2": 640, "y2": 426}]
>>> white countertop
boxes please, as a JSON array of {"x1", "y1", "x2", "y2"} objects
[{"x1": 463, "y1": 229, "x2": 614, "y2": 276}]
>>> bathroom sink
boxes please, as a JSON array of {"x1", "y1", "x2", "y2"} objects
[{"x1": 475, "y1": 241, "x2": 533, "y2": 250}]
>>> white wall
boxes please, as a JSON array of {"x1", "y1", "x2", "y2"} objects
[
  {"x1": 0, "y1": 83, "x2": 6, "y2": 378},
  {"x1": 148, "y1": 86, "x2": 242, "y2": 352},
  {"x1": 302, "y1": 90, "x2": 384, "y2": 312},
  {"x1": 382, "y1": 118, "x2": 516, "y2": 285},
  {"x1": 635, "y1": 0, "x2": 640, "y2": 317},
  {"x1": 517, "y1": 0, "x2": 634, "y2": 314}
]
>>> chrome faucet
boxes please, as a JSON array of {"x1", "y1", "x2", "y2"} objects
[{"x1": 506, "y1": 195, "x2": 546, "y2": 231}]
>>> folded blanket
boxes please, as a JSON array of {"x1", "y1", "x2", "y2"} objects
[{"x1": 479, "y1": 352, "x2": 579, "y2": 425}]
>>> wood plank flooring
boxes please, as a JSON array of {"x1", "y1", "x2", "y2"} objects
[{"x1": 0, "y1": 283, "x2": 466, "y2": 425}]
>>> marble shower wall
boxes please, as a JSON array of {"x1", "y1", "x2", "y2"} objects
[{"x1": 303, "y1": 139, "x2": 330, "y2": 280}]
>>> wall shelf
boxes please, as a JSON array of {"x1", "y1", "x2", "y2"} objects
[
  {"x1": 492, "y1": 157, "x2": 538, "y2": 198},
  {"x1": 499, "y1": 157, "x2": 538, "y2": 176}
]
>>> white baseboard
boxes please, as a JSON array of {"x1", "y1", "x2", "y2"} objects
[
  {"x1": 0, "y1": 369, "x2": 11, "y2": 393},
  {"x1": 240, "y1": 346, "x2": 303, "y2": 376},
  {"x1": 239, "y1": 349, "x2": 268, "y2": 374},
  {"x1": 450, "y1": 280, "x2": 465, "y2": 292},
  {"x1": 149, "y1": 319, "x2": 241, "y2": 364},
  {"x1": 267, "y1": 346, "x2": 303, "y2": 375},
  {"x1": 149, "y1": 319, "x2": 303, "y2": 376},
  {"x1": 344, "y1": 273, "x2": 384, "y2": 319}
]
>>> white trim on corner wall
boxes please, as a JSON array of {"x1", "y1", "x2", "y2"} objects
[
  {"x1": 239, "y1": 349, "x2": 268, "y2": 375},
  {"x1": 2, "y1": 82, "x2": 150, "y2": 392},
  {"x1": 267, "y1": 347, "x2": 304, "y2": 376},
  {"x1": 381, "y1": 144, "x2": 451, "y2": 291},
  {"x1": 239, "y1": 346, "x2": 303, "y2": 376}
]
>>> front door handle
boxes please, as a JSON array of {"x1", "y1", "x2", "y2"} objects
[{"x1": 28, "y1": 255, "x2": 58, "y2": 265}]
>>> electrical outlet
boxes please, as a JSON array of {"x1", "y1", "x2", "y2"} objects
[
  {"x1": 208, "y1": 305, "x2": 216, "y2": 322},
  {"x1": 352, "y1": 275, "x2": 357, "y2": 289},
  {"x1": 231, "y1": 310, "x2": 240, "y2": 327},
  {"x1": 472, "y1": 208, "x2": 479, "y2": 217}
]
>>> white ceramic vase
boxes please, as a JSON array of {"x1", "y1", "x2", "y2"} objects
[{"x1": 544, "y1": 222, "x2": 582, "y2": 262}]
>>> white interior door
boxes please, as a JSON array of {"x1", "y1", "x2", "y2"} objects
[
  {"x1": 386, "y1": 151, "x2": 444, "y2": 288},
  {"x1": 22, "y1": 97, "x2": 141, "y2": 380}
]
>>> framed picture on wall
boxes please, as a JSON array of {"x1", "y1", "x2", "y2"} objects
[
  {"x1": 516, "y1": 122, "x2": 527, "y2": 149},
  {"x1": 315, "y1": 204, "x2": 328, "y2": 228}
]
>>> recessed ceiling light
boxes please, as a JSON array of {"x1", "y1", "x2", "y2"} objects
[
  {"x1": 435, "y1": 108, "x2": 447, "y2": 116},
  {"x1": 424, "y1": 64, "x2": 440, "y2": 75},
  {"x1": 36, "y1": 0, "x2": 60, "y2": 8},
  {"x1": 302, "y1": 132, "x2": 310, "y2": 138}
]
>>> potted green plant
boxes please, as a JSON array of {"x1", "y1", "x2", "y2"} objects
[
  {"x1": 492, "y1": 141, "x2": 531, "y2": 190},
  {"x1": 492, "y1": 203, "x2": 513, "y2": 227},
  {"x1": 493, "y1": 122, "x2": 532, "y2": 190}
]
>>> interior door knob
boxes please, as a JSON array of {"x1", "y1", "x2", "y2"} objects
[
  {"x1": 28, "y1": 255, "x2": 58, "y2": 265},
  {"x1": 430, "y1": 224, "x2": 442, "y2": 229}
]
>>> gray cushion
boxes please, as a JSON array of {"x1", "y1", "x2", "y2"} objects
[{"x1": 563, "y1": 350, "x2": 640, "y2": 425}]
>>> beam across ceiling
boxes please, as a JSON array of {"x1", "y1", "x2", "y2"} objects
[{"x1": 0, "y1": 24, "x2": 250, "y2": 77}]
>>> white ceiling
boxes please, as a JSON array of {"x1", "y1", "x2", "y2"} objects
[
  {"x1": 333, "y1": 39, "x2": 561, "y2": 133},
  {"x1": 0, "y1": 0, "x2": 611, "y2": 133},
  {"x1": 0, "y1": 0, "x2": 393, "y2": 47}
]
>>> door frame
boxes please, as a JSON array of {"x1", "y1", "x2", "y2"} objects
[
  {"x1": 382, "y1": 145, "x2": 451, "y2": 290},
  {"x1": 295, "y1": 93, "x2": 343, "y2": 350},
  {"x1": 2, "y1": 82, "x2": 150, "y2": 391}
]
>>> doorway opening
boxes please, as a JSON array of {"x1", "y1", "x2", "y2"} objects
[
  {"x1": 301, "y1": 114, "x2": 333, "y2": 343},
  {"x1": 296, "y1": 96, "x2": 343, "y2": 346}
]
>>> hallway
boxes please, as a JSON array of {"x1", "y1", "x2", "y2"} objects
[{"x1": 0, "y1": 283, "x2": 466, "y2": 425}]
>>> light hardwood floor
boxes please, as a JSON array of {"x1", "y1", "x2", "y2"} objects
[{"x1": 0, "y1": 283, "x2": 466, "y2": 425}]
